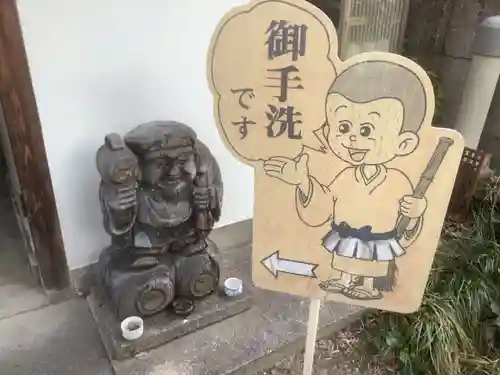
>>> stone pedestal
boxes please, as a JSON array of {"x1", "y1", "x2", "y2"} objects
[{"x1": 88, "y1": 243, "x2": 252, "y2": 360}]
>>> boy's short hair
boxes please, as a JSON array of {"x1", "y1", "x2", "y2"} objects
[{"x1": 328, "y1": 60, "x2": 428, "y2": 133}]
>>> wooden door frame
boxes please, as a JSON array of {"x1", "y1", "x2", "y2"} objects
[{"x1": 0, "y1": 0, "x2": 68, "y2": 290}]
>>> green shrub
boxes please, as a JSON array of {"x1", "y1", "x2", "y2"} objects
[{"x1": 362, "y1": 179, "x2": 500, "y2": 375}]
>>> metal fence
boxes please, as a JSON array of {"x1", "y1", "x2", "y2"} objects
[{"x1": 339, "y1": 0, "x2": 409, "y2": 60}]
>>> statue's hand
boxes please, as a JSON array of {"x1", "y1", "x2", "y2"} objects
[
  {"x1": 109, "y1": 185, "x2": 136, "y2": 210},
  {"x1": 263, "y1": 154, "x2": 309, "y2": 186},
  {"x1": 193, "y1": 186, "x2": 210, "y2": 210},
  {"x1": 196, "y1": 211, "x2": 215, "y2": 236}
]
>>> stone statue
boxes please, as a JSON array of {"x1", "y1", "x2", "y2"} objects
[{"x1": 95, "y1": 121, "x2": 223, "y2": 320}]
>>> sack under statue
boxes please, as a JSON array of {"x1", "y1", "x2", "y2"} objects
[{"x1": 95, "y1": 121, "x2": 223, "y2": 320}]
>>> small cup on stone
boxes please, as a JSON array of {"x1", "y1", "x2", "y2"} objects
[
  {"x1": 121, "y1": 316, "x2": 144, "y2": 341},
  {"x1": 224, "y1": 277, "x2": 243, "y2": 297}
]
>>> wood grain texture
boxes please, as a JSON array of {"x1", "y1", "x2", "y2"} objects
[
  {"x1": 207, "y1": 0, "x2": 464, "y2": 313},
  {"x1": 0, "y1": 0, "x2": 68, "y2": 289}
]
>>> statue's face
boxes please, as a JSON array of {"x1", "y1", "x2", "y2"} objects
[
  {"x1": 141, "y1": 146, "x2": 196, "y2": 184},
  {"x1": 165, "y1": 147, "x2": 196, "y2": 178}
]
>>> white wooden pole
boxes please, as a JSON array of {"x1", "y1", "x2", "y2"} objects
[
  {"x1": 454, "y1": 16, "x2": 500, "y2": 149},
  {"x1": 455, "y1": 56, "x2": 500, "y2": 149},
  {"x1": 302, "y1": 298, "x2": 321, "y2": 375}
]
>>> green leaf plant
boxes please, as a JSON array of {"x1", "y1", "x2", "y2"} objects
[{"x1": 361, "y1": 178, "x2": 500, "y2": 374}]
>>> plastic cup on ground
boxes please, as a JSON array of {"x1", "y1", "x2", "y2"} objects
[{"x1": 120, "y1": 316, "x2": 144, "y2": 341}]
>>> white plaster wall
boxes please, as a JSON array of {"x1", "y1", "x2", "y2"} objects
[{"x1": 16, "y1": 0, "x2": 253, "y2": 269}]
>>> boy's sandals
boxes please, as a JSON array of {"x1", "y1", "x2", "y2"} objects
[
  {"x1": 341, "y1": 285, "x2": 383, "y2": 300},
  {"x1": 318, "y1": 279, "x2": 345, "y2": 293}
]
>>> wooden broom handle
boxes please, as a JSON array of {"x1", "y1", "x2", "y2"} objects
[{"x1": 396, "y1": 137, "x2": 455, "y2": 237}]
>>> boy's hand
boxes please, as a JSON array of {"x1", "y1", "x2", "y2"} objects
[
  {"x1": 399, "y1": 196, "x2": 427, "y2": 219},
  {"x1": 263, "y1": 154, "x2": 309, "y2": 185}
]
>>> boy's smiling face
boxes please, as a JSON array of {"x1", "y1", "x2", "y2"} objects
[{"x1": 325, "y1": 93, "x2": 419, "y2": 165}]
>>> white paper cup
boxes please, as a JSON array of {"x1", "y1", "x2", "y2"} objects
[
  {"x1": 120, "y1": 316, "x2": 144, "y2": 341},
  {"x1": 224, "y1": 277, "x2": 243, "y2": 297}
]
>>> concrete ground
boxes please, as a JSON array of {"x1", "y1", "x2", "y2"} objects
[
  {"x1": 0, "y1": 263, "x2": 362, "y2": 375},
  {"x1": 110, "y1": 292, "x2": 361, "y2": 375},
  {"x1": 0, "y1": 194, "x2": 50, "y2": 320},
  {"x1": 0, "y1": 179, "x2": 113, "y2": 375},
  {"x1": 0, "y1": 293, "x2": 361, "y2": 375},
  {"x1": 106, "y1": 244, "x2": 362, "y2": 375},
  {"x1": 0, "y1": 193, "x2": 361, "y2": 375},
  {"x1": 0, "y1": 298, "x2": 114, "y2": 375}
]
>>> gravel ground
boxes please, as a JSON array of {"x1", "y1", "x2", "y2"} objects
[{"x1": 258, "y1": 323, "x2": 395, "y2": 375}]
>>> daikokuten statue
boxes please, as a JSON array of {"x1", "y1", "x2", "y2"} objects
[{"x1": 96, "y1": 121, "x2": 223, "y2": 319}]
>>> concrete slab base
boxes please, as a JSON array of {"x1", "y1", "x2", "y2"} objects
[
  {"x1": 108, "y1": 244, "x2": 363, "y2": 375},
  {"x1": 88, "y1": 243, "x2": 253, "y2": 361}
]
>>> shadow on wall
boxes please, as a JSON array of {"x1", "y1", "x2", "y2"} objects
[{"x1": 61, "y1": 145, "x2": 106, "y2": 267}]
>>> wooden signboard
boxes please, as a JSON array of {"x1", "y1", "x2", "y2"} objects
[{"x1": 207, "y1": 0, "x2": 464, "y2": 314}]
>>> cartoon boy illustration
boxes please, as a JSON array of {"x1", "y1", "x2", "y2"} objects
[{"x1": 264, "y1": 60, "x2": 430, "y2": 301}]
